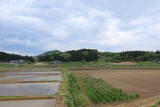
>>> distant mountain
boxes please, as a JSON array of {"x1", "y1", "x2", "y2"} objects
[
  {"x1": 39, "y1": 50, "x2": 61, "y2": 56},
  {"x1": 35, "y1": 50, "x2": 62, "y2": 62}
]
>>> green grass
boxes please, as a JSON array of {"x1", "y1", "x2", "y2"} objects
[
  {"x1": 65, "y1": 69, "x2": 86, "y2": 107},
  {"x1": 1, "y1": 60, "x2": 160, "y2": 71},
  {"x1": 0, "y1": 94, "x2": 57, "y2": 99},
  {"x1": 77, "y1": 76, "x2": 139, "y2": 104},
  {"x1": 139, "y1": 61, "x2": 160, "y2": 67},
  {"x1": 62, "y1": 62, "x2": 87, "y2": 68},
  {"x1": 0, "y1": 63, "x2": 17, "y2": 70},
  {"x1": 0, "y1": 63, "x2": 58, "y2": 70},
  {"x1": 151, "y1": 101, "x2": 160, "y2": 107},
  {"x1": 0, "y1": 96, "x2": 26, "y2": 98},
  {"x1": 62, "y1": 60, "x2": 160, "y2": 69}
]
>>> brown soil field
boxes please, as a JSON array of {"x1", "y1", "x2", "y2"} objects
[{"x1": 72, "y1": 68, "x2": 160, "y2": 107}]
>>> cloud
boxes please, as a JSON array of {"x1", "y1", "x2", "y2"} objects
[
  {"x1": 50, "y1": 27, "x2": 72, "y2": 39},
  {"x1": 3, "y1": 38, "x2": 38, "y2": 47},
  {"x1": 0, "y1": 0, "x2": 160, "y2": 55},
  {"x1": 76, "y1": 9, "x2": 160, "y2": 51}
]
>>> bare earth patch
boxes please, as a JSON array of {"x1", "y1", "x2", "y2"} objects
[{"x1": 111, "y1": 61, "x2": 138, "y2": 65}]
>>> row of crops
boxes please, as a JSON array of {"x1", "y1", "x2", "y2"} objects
[
  {"x1": 65, "y1": 70, "x2": 139, "y2": 107},
  {"x1": 66, "y1": 72, "x2": 86, "y2": 107},
  {"x1": 78, "y1": 76, "x2": 139, "y2": 104}
]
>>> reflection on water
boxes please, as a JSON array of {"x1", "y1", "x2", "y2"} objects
[
  {"x1": 0, "y1": 75, "x2": 34, "y2": 81},
  {"x1": 0, "y1": 70, "x2": 63, "y2": 96},
  {"x1": 0, "y1": 99, "x2": 56, "y2": 107},
  {"x1": 0, "y1": 83, "x2": 60, "y2": 96},
  {"x1": 0, "y1": 75, "x2": 63, "y2": 82},
  {"x1": 23, "y1": 76, "x2": 63, "y2": 81}
]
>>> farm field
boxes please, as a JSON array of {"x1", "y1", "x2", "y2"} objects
[
  {"x1": 1, "y1": 62, "x2": 160, "y2": 107},
  {"x1": 0, "y1": 63, "x2": 63, "y2": 107},
  {"x1": 71, "y1": 68, "x2": 160, "y2": 106}
]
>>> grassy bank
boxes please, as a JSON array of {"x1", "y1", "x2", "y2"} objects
[
  {"x1": 1, "y1": 61, "x2": 160, "y2": 71},
  {"x1": 62, "y1": 61, "x2": 160, "y2": 69},
  {"x1": 0, "y1": 94, "x2": 57, "y2": 100},
  {"x1": 151, "y1": 101, "x2": 160, "y2": 107},
  {"x1": 0, "y1": 63, "x2": 17, "y2": 70},
  {"x1": 0, "y1": 63, "x2": 59, "y2": 70}
]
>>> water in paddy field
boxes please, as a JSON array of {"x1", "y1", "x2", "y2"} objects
[
  {"x1": 0, "y1": 75, "x2": 63, "y2": 82},
  {"x1": 0, "y1": 75, "x2": 34, "y2": 80},
  {"x1": 23, "y1": 75, "x2": 63, "y2": 81},
  {"x1": 0, "y1": 99, "x2": 56, "y2": 107},
  {"x1": 0, "y1": 82, "x2": 61, "y2": 96},
  {"x1": 0, "y1": 70, "x2": 63, "y2": 107}
]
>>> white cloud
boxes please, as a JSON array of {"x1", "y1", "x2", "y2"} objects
[
  {"x1": 66, "y1": 16, "x2": 90, "y2": 30},
  {"x1": 76, "y1": 9, "x2": 160, "y2": 51},
  {"x1": 50, "y1": 27, "x2": 71, "y2": 39},
  {"x1": 0, "y1": 0, "x2": 160, "y2": 55},
  {"x1": 3, "y1": 38, "x2": 38, "y2": 47},
  {"x1": 0, "y1": 49, "x2": 33, "y2": 56}
]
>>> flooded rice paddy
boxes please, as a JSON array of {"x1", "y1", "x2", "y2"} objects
[
  {"x1": 0, "y1": 70, "x2": 63, "y2": 107},
  {"x1": 0, "y1": 74, "x2": 63, "y2": 82},
  {"x1": 0, "y1": 82, "x2": 60, "y2": 96},
  {"x1": 0, "y1": 99, "x2": 56, "y2": 107},
  {"x1": 23, "y1": 75, "x2": 63, "y2": 82}
]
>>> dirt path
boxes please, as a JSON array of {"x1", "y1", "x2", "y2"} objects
[{"x1": 113, "y1": 95, "x2": 160, "y2": 107}]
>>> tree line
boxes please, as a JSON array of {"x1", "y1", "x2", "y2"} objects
[
  {"x1": 100, "y1": 51, "x2": 160, "y2": 62},
  {"x1": 0, "y1": 52, "x2": 34, "y2": 62},
  {"x1": 1, "y1": 49, "x2": 160, "y2": 63}
]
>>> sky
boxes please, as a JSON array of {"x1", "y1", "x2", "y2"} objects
[{"x1": 0, "y1": 0, "x2": 160, "y2": 55}]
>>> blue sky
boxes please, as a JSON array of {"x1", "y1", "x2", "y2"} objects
[{"x1": 0, "y1": 0, "x2": 160, "y2": 55}]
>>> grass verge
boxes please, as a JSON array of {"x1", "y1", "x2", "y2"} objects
[
  {"x1": 0, "y1": 94, "x2": 57, "y2": 100},
  {"x1": 151, "y1": 101, "x2": 160, "y2": 107},
  {"x1": 0, "y1": 63, "x2": 59, "y2": 70}
]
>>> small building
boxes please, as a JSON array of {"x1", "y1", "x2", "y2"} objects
[
  {"x1": 51, "y1": 60, "x2": 62, "y2": 64},
  {"x1": 10, "y1": 59, "x2": 24, "y2": 64}
]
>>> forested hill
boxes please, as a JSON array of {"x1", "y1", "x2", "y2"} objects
[
  {"x1": 37, "y1": 49, "x2": 160, "y2": 62},
  {"x1": 37, "y1": 49, "x2": 98, "y2": 62},
  {"x1": 0, "y1": 52, "x2": 34, "y2": 62}
]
